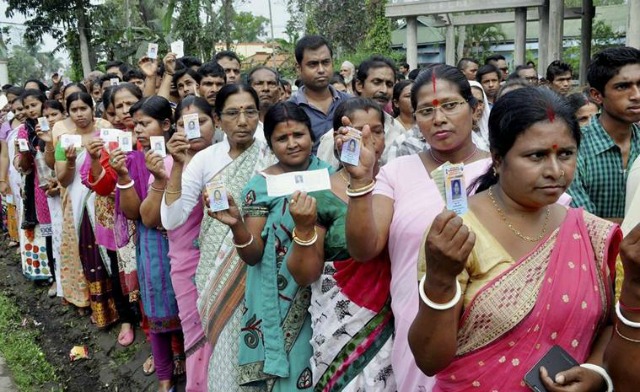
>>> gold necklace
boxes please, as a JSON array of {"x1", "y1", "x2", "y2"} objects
[{"x1": 488, "y1": 186, "x2": 551, "y2": 242}]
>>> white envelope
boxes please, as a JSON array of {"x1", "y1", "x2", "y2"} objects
[{"x1": 265, "y1": 168, "x2": 331, "y2": 197}]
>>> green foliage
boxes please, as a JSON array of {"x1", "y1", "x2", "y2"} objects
[
  {"x1": 463, "y1": 24, "x2": 507, "y2": 58},
  {"x1": 363, "y1": 0, "x2": 392, "y2": 55},
  {"x1": 0, "y1": 295, "x2": 58, "y2": 391},
  {"x1": 232, "y1": 12, "x2": 270, "y2": 43},
  {"x1": 564, "y1": 18, "x2": 624, "y2": 78}
]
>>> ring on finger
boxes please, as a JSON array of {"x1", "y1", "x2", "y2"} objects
[{"x1": 290, "y1": 199, "x2": 297, "y2": 205}]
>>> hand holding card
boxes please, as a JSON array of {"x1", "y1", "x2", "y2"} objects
[
  {"x1": 206, "y1": 180, "x2": 230, "y2": 212},
  {"x1": 183, "y1": 113, "x2": 201, "y2": 140},
  {"x1": 147, "y1": 43, "x2": 159, "y2": 59},
  {"x1": 170, "y1": 40, "x2": 184, "y2": 58},
  {"x1": 339, "y1": 127, "x2": 362, "y2": 166},
  {"x1": 150, "y1": 136, "x2": 166, "y2": 157},
  {"x1": 60, "y1": 134, "x2": 82, "y2": 149},
  {"x1": 38, "y1": 117, "x2": 50, "y2": 132}
]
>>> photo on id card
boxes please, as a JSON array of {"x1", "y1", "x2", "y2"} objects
[
  {"x1": 206, "y1": 181, "x2": 229, "y2": 212},
  {"x1": 183, "y1": 113, "x2": 201, "y2": 139},
  {"x1": 118, "y1": 134, "x2": 133, "y2": 152},
  {"x1": 17, "y1": 139, "x2": 29, "y2": 152},
  {"x1": 38, "y1": 117, "x2": 50, "y2": 132},
  {"x1": 444, "y1": 167, "x2": 468, "y2": 215},
  {"x1": 340, "y1": 128, "x2": 361, "y2": 166},
  {"x1": 150, "y1": 136, "x2": 166, "y2": 157}
]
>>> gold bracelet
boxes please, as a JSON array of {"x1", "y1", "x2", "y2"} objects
[
  {"x1": 292, "y1": 227, "x2": 318, "y2": 246},
  {"x1": 615, "y1": 323, "x2": 640, "y2": 343},
  {"x1": 233, "y1": 234, "x2": 254, "y2": 248},
  {"x1": 150, "y1": 185, "x2": 165, "y2": 193},
  {"x1": 165, "y1": 188, "x2": 181, "y2": 195},
  {"x1": 346, "y1": 180, "x2": 376, "y2": 198}
]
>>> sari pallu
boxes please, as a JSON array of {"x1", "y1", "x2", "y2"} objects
[
  {"x1": 237, "y1": 156, "x2": 330, "y2": 391},
  {"x1": 433, "y1": 208, "x2": 621, "y2": 392},
  {"x1": 310, "y1": 191, "x2": 395, "y2": 392},
  {"x1": 195, "y1": 140, "x2": 275, "y2": 391}
]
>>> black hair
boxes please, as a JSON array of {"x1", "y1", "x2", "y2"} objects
[
  {"x1": 174, "y1": 95, "x2": 213, "y2": 123},
  {"x1": 496, "y1": 79, "x2": 530, "y2": 100},
  {"x1": 330, "y1": 74, "x2": 346, "y2": 87},
  {"x1": 411, "y1": 64, "x2": 477, "y2": 111},
  {"x1": 23, "y1": 79, "x2": 48, "y2": 93},
  {"x1": 526, "y1": 60, "x2": 536, "y2": 68},
  {"x1": 109, "y1": 83, "x2": 143, "y2": 107},
  {"x1": 43, "y1": 99, "x2": 64, "y2": 113},
  {"x1": 105, "y1": 60, "x2": 129, "y2": 75},
  {"x1": 247, "y1": 66, "x2": 279, "y2": 85},
  {"x1": 476, "y1": 64, "x2": 501, "y2": 83},
  {"x1": 355, "y1": 55, "x2": 396, "y2": 84},
  {"x1": 332, "y1": 97, "x2": 384, "y2": 132},
  {"x1": 473, "y1": 87, "x2": 580, "y2": 193},
  {"x1": 62, "y1": 82, "x2": 88, "y2": 100},
  {"x1": 2, "y1": 84, "x2": 13, "y2": 91},
  {"x1": 280, "y1": 79, "x2": 291, "y2": 88},
  {"x1": 101, "y1": 87, "x2": 115, "y2": 110},
  {"x1": 407, "y1": 68, "x2": 421, "y2": 81},
  {"x1": 90, "y1": 77, "x2": 103, "y2": 92},
  {"x1": 484, "y1": 54, "x2": 506, "y2": 64},
  {"x1": 546, "y1": 60, "x2": 573, "y2": 82},
  {"x1": 392, "y1": 79, "x2": 414, "y2": 117},
  {"x1": 400, "y1": 62, "x2": 410, "y2": 69},
  {"x1": 566, "y1": 92, "x2": 599, "y2": 113},
  {"x1": 213, "y1": 84, "x2": 260, "y2": 118},
  {"x1": 181, "y1": 56, "x2": 203, "y2": 69},
  {"x1": 6, "y1": 86, "x2": 24, "y2": 100},
  {"x1": 198, "y1": 62, "x2": 226, "y2": 82},
  {"x1": 123, "y1": 69, "x2": 145, "y2": 82},
  {"x1": 172, "y1": 68, "x2": 202, "y2": 88},
  {"x1": 214, "y1": 51, "x2": 241, "y2": 64},
  {"x1": 587, "y1": 46, "x2": 640, "y2": 95},
  {"x1": 99, "y1": 73, "x2": 122, "y2": 87},
  {"x1": 129, "y1": 95, "x2": 173, "y2": 124},
  {"x1": 294, "y1": 35, "x2": 333, "y2": 64},
  {"x1": 66, "y1": 91, "x2": 94, "y2": 112},
  {"x1": 457, "y1": 57, "x2": 479, "y2": 70},
  {"x1": 19, "y1": 89, "x2": 47, "y2": 117},
  {"x1": 264, "y1": 101, "x2": 314, "y2": 149}
]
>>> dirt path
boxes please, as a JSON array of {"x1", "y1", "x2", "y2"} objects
[{"x1": 0, "y1": 239, "x2": 186, "y2": 391}]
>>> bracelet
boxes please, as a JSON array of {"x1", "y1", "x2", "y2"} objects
[
  {"x1": 292, "y1": 227, "x2": 318, "y2": 246},
  {"x1": 615, "y1": 323, "x2": 640, "y2": 343},
  {"x1": 418, "y1": 274, "x2": 462, "y2": 310},
  {"x1": 346, "y1": 180, "x2": 376, "y2": 198},
  {"x1": 165, "y1": 188, "x2": 181, "y2": 195},
  {"x1": 0, "y1": 179, "x2": 6, "y2": 183},
  {"x1": 116, "y1": 180, "x2": 135, "y2": 190},
  {"x1": 44, "y1": 147, "x2": 55, "y2": 153},
  {"x1": 233, "y1": 234, "x2": 254, "y2": 249},
  {"x1": 150, "y1": 185, "x2": 165, "y2": 193},
  {"x1": 619, "y1": 298, "x2": 640, "y2": 312},
  {"x1": 579, "y1": 363, "x2": 613, "y2": 392},
  {"x1": 616, "y1": 301, "x2": 640, "y2": 328}
]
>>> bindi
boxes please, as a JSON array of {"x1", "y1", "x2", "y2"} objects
[
  {"x1": 552, "y1": 144, "x2": 558, "y2": 151},
  {"x1": 432, "y1": 99, "x2": 440, "y2": 106}
]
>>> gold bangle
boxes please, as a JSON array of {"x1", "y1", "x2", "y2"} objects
[
  {"x1": 292, "y1": 227, "x2": 318, "y2": 246},
  {"x1": 233, "y1": 234, "x2": 254, "y2": 248},
  {"x1": 165, "y1": 188, "x2": 181, "y2": 195},
  {"x1": 150, "y1": 185, "x2": 165, "y2": 193},
  {"x1": 346, "y1": 180, "x2": 376, "y2": 198},
  {"x1": 615, "y1": 323, "x2": 640, "y2": 343},
  {"x1": 0, "y1": 180, "x2": 6, "y2": 183}
]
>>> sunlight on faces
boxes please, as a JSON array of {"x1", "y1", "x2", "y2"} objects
[
  {"x1": 176, "y1": 105, "x2": 215, "y2": 153},
  {"x1": 133, "y1": 111, "x2": 167, "y2": 150},
  {"x1": 414, "y1": 79, "x2": 474, "y2": 153},
  {"x1": 68, "y1": 99, "x2": 93, "y2": 130},
  {"x1": 22, "y1": 96, "x2": 43, "y2": 120},
  {"x1": 43, "y1": 107, "x2": 64, "y2": 129},
  {"x1": 218, "y1": 91, "x2": 259, "y2": 147},
  {"x1": 497, "y1": 120, "x2": 578, "y2": 209},
  {"x1": 270, "y1": 120, "x2": 313, "y2": 167},
  {"x1": 113, "y1": 89, "x2": 139, "y2": 130},
  {"x1": 575, "y1": 102, "x2": 599, "y2": 127},
  {"x1": 337, "y1": 109, "x2": 385, "y2": 161}
]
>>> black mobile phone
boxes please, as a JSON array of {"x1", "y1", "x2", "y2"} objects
[{"x1": 523, "y1": 345, "x2": 579, "y2": 392}]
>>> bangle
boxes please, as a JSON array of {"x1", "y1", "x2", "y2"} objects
[
  {"x1": 116, "y1": 180, "x2": 135, "y2": 190},
  {"x1": 165, "y1": 188, "x2": 181, "y2": 195},
  {"x1": 346, "y1": 180, "x2": 376, "y2": 198},
  {"x1": 292, "y1": 227, "x2": 318, "y2": 246},
  {"x1": 418, "y1": 274, "x2": 462, "y2": 310},
  {"x1": 579, "y1": 364, "x2": 613, "y2": 392},
  {"x1": 619, "y1": 298, "x2": 640, "y2": 312},
  {"x1": 233, "y1": 234, "x2": 253, "y2": 248},
  {"x1": 150, "y1": 185, "x2": 165, "y2": 193},
  {"x1": 616, "y1": 301, "x2": 640, "y2": 328},
  {"x1": 0, "y1": 180, "x2": 6, "y2": 183},
  {"x1": 615, "y1": 323, "x2": 640, "y2": 343}
]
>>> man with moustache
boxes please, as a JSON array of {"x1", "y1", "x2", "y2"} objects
[
  {"x1": 248, "y1": 66, "x2": 281, "y2": 142},
  {"x1": 569, "y1": 47, "x2": 640, "y2": 222},
  {"x1": 317, "y1": 55, "x2": 405, "y2": 168},
  {"x1": 340, "y1": 61, "x2": 356, "y2": 94},
  {"x1": 197, "y1": 62, "x2": 226, "y2": 107},
  {"x1": 290, "y1": 35, "x2": 350, "y2": 152}
]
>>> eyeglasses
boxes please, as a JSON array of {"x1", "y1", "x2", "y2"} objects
[
  {"x1": 415, "y1": 100, "x2": 468, "y2": 119},
  {"x1": 220, "y1": 108, "x2": 260, "y2": 120}
]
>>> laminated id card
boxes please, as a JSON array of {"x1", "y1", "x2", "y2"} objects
[
  {"x1": 150, "y1": 136, "x2": 166, "y2": 157},
  {"x1": 183, "y1": 113, "x2": 201, "y2": 140},
  {"x1": 206, "y1": 179, "x2": 229, "y2": 212},
  {"x1": 339, "y1": 127, "x2": 361, "y2": 166}
]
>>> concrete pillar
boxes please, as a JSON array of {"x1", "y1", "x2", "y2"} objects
[
  {"x1": 446, "y1": 24, "x2": 456, "y2": 66},
  {"x1": 406, "y1": 17, "x2": 418, "y2": 70},
  {"x1": 548, "y1": 0, "x2": 564, "y2": 63},
  {"x1": 457, "y1": 25, "x2": 466, "y2": 62},
  {"x1": 580, "y1": 0, "x2": 593, "y2": 85},
  {"x1": 538, "y1": 3, "x2": 549, "y2": 73},
  {"x1": 515, "y1": 7, "x2": 527, "y2": 65},
  {"x1": 0, "y1": 61, "x2": 7, "y2": 87},
  {"x1": 628, "y1": 0, "x2": 640, "y2": 48}
]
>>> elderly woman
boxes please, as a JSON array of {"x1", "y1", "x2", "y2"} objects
[{"x1": 411, "y1": 87, "x2": 620, "y2": 391}]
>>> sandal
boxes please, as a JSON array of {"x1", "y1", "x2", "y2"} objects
[
  {"x1": 143, "y1": 354, "x2": 155, "y2": 376},
  {"x1": 173, "y1": 354, "x2": 186, "y2": 376}
]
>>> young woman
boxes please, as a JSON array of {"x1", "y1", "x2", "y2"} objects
[
  {"x1": 567, "y1": 92, "x2": 600, "y2": 127},
  {"x1": 210, "y1": 101, "x2": 324, "y2": 390},
  {"x1": 410, "y1": 87, "x2": 619, "y2": 392},
  {"x1": 160, "y1": 84, "x2": 275, "y2": 391},
  {"x1": 15, "y1": 89, "x2": 55, "y2": 282},
  {"x1": 392, "y1": 79, "x2": 415, "y2": 131},
  {"x1": 54, "y1": 91, "x2": 118, "y2": 323},
  {"x1": 111, "y1": 96, "x2": 183, "y2": 392},
  {"x1": 344, "y1": 65, "x2": 492, "y2": 392},
  {"x1": 287, "y1": 97, "x2": 396, "y2": 391}
]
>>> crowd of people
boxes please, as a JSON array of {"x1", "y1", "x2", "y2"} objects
[{"x1": 0, "y1": 33, "x2": 639, "y2": 392}]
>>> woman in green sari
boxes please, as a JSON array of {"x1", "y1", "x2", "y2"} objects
[{"x1": 211, "y1": 101, "x2": 328, "y2": 390}]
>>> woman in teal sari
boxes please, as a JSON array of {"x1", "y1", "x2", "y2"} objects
[{"x1": 211, "y1": 101, "x2": 329, "y2": 390}]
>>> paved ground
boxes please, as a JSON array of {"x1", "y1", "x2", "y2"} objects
[{"x1": 0, "y1": 355, "x2": 16, "y2": 392}]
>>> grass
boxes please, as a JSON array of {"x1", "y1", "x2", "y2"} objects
[
  {"x1": 111, "y1": 343, "x2": 139, "y2": 366},
  {"x1": 0, "y1": 294, "x2": 59, "y2": 392}
]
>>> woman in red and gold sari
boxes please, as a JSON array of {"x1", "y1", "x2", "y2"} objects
[{"x1": 410, "y1": 87, "x2": 621, "y2": 391}]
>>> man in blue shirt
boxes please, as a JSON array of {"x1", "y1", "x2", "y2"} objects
[{"x1": 289, "y1": 35, "x2": 350, "y2": 153}]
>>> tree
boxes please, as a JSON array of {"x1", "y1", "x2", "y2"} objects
[
  {"x1": 8, "y1": 46, "x2": 44, "y2": 84},
  {"x1": 463, "y1": 24, "x2": 507, "y2": 58},
  {"x1": 231, "y1": 12, "x2": 269, "y2": 43},
  {"x1": 564, "y1": 18, "x2": 623, "y2": 78}
]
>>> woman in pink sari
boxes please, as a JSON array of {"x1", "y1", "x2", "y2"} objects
[{"x1": 411, "y1": 87, "x2": 620, "y2": 391}]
